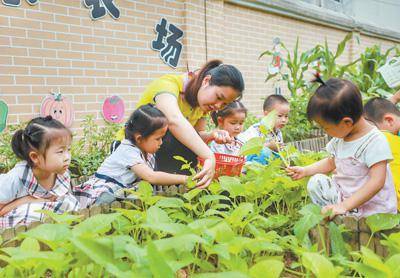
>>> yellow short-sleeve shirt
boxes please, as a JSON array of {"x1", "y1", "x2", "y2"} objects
[
  {"x1": 115, "y1": 74, "x2": 205, "y2": 141},
  {"x1": 383, "y1": 131, "x2": 400, "y2": 210}
]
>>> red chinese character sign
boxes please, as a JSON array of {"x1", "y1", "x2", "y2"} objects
[
  {"x1": 0, "y1": 100, "x2": 8, "y2": 133},
  {"x1": 84, "y1": 0, "x2": 120, "y2": 20},
  {"x1": 2, "y1": 0, "x2": 38, "y2": 6},
  {"x1": 102, "y1": 95, "x2": 125, "y2": 124},
  {"x1": 40, "y1": 92, "x2": 74, "y2": 128},
  {"x1": 152, "y1": 18, "x2": 183, "y2": 68}
]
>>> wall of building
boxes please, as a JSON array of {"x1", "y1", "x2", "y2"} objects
[{"x1": 0, "y1": 0, "x2": 398, "y2": 131}]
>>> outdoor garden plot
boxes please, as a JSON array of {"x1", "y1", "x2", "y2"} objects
[{"x1": 1, "y1": 150, "x2": 400, "y2": 277}]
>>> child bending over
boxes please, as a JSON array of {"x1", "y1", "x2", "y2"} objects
[{"x1": 74, "y1": 104, "x2": 190, "y2": 206}]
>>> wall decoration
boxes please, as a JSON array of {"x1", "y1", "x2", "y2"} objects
[
  {"x1": 83, "y1": 0, "x2": 120, "y2": 20},
  {"x1": 2, "y1": 0, "x2": 38, "y2": 6},
  {"x1": 40, "y1": 92, "x2": 74, "y2": 128},
  {"x1": 268, "y1": 37, "x2": 283, "y2": 75},
  {"x1": 151, "y1": 17, "x2": 183, "y2": 68},
  {"x1": 102, "y1": 95, "x2": 125, "y2": 124},
  {"x1": 0, "y1": 100, "x2": 8, "y2": 133}
]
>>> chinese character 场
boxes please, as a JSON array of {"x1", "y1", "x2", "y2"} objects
[
  {"x1": 151, "y1": 18, "x2": 183, "y2": 68},
  {"x1": 2, "y1": 0, "x2": 38, "y2": 6},
  {"x1": 83, "y1": 0, "x2": 120, "y2": 20}
]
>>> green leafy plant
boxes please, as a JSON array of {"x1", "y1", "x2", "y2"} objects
[{"x1": 70, "y1": 115, "x2": 121, "y2": 177}]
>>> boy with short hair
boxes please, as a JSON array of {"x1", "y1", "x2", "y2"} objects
[
  {"x1": 364, "y1": 97, "x2": 400, "y2": 210},
  {"x1": 238, "y1": 95, "x2": 290, "y2": 164}
]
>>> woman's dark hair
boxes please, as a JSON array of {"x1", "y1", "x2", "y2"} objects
[
  {"x1": 364, "y1": 97, "x2": 400, "y2": 124},
  {"x1": 210, "y1": 101, "x2": 247, "y2": 126},
  {"x1": 184, "y1": 59, "x2": 245, "y2": 107},
  {"x1": 125, "y1": 104, "x2": 168, "y2": 144},
  {"x1": 11, "y1": 116, "x2": 72, "y2": 167},
  {"x1": 307, "y1": 75, "x2": 363, "y2": 124}
]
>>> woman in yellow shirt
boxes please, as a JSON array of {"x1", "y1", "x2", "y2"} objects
[{"x1": 116, "y1": 60, "x2": 245, "y2": 188}]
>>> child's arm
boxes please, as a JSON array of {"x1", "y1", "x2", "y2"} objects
[
  {"x1": 0, "y1": 195, "x2": 53, "y2": 216},
  {"x1": 390, "y1": 89, "x2": 400, "y2": 104},
  {"x1": 286, "y1": 157, "x2": 336, "y2": 180},
  {"x1": 323, "y1": 160, "x2": 387, "y2": 217},
  {"x1": 131, "y1": 163, "x2": 188, "y2": 186}
]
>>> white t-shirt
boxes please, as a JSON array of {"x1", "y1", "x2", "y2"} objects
[
  {"x1": 326, "y1": 128, "x2": 393, "y2": 167},
  {"x1": 96, "y1": 139, "x2": 155, "y2": 187},
  {"x1": 237, "y1": 122, "x2": 283, "y2": 145}
]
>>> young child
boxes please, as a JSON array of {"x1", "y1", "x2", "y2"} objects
[
  {"x1": 209, "y1": 101, "x2": 247, "y2": 155},
  {"x1": 0, "y1": 116, "x2": 80, "y2": 228},
  {"x1": 237, "y1": 95, "x2": 290, "y2": 164},
  {"x1": 74, "y1": 104, "x2": 189, "y2": 206},
  {"x1": 364, "y1": 97, "x2": 400, "y2": 210},
  {"x1": 287, "y1": 76, "x2": 397, "y2": 218}
]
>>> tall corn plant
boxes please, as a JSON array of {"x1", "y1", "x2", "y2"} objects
[
  {"x1": 311, "y1": 32, "x2": 359, "y2": 79},
  {"x1": 259, "y1": 37, "x2": 320, "y2": 97}
]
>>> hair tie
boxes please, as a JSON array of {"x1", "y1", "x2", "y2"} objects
[{"x1": 313, "y1": 72, "x2": 325, "y2": 86}]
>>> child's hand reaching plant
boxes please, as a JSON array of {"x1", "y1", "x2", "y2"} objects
[
  {"x1": 285, "y1": 166, "x2": 307, "y2": 180},
  {"x1": 211, "y1": 129, "x2": 233, "y2": 144},
  {"x1": 321, "y1": 203, "x2": 348, "y2": 220}
]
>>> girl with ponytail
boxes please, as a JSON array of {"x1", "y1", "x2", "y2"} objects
[
  {"x1": 114, "y1": 60, "x2": 245, "y2": 188},
  {"x1": 0, "y1": 116, "x2": 80, "y2": 228},
  {"x1": 286, "y1": 75, "x2": 396, "y2": 219}
]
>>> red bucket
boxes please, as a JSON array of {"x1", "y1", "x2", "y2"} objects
[{"x1": 198, "y1": 153, "x2": 245, "y2": 179}]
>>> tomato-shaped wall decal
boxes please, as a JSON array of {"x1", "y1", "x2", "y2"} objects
[
  {"x1": 40, "y1": 92, "x2": 74, "y2": 127},
  {"x1": 0, "y1": 100, "x2": 8, "y2": 133},
  {"x1": 102, "y1": 95, "x2": 125, "y2": 123}
]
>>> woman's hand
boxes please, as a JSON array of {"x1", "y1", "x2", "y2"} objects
[
  {"x1": 285, "y1": 166, "x2": 307, "y2": 180},
  {"x1": 211, "y1": 129, "x2": 233, "y2": 144},
  {"x1": 193, "y1": 157, "x2": 216, "y2": 189}
]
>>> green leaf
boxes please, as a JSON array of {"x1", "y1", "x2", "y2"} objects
[
  {"x1": 249, "y1": 259, "x2": 284, "y2": 278},
  {"x1": 385, "y1": 254, "x2": 400, "y2": 275},
  {"x1": 146, "y1": 242, "x2": 175, "y2": 278},
  {"x1": 206, "y1": 221, "x2": 235, "y2": 243},
  {"x1": 293, "y1": 204, "x2": 324, "y2": 242},
  {"x1": 155, "y1": 197, "x2": 184, "y2": 208},
  {"x1": 71, "y1": 236, "x2": 130, "y2": 275},
  {"x1": 73, "y1": 213, "x2": 120, "y2": 236},
  {"x1": 260, "y1": 110, "x2": 277, "y2": 134},
  {"x1": 153, "y1": 234, "x2": 205, "y2": 254},
  {"x1": 328, "y1": 222, "x2": 348, "y2": 257},
  {"x1": 183, "y1": 188, "x2": 202, "y2": 201},
  {"x1": 302, "y1": 252, "x2": 340, "y2": 277},
  {"x1": 20, "y1": 238, "x2": 40, "y2": 252},
  {"x1": 20, "y1": 223, "x2": 71, "y2": 250},
  {"x1": 36, "y1": 209, "x2": 83, "y2": 224},
  {"x1": 218, "y1": 176, "x2": 245, "y2": 198},
  {"x1": 146, "y1": 206, "x2": 171, "y2": 224},
  {"x1": 227, "y1": 202, "x2": 253, "y2": 227},
  {"x1": 360, "y1": 246, "x2": 391, "y2": 275},
  {"x1": 199, "y1": 194, "x2": 231, "y2": 206},
  {"x1": 194, "y1": 272, "x2": 248, "y2": 278},
  {"x1": 173, "y1": 155, "x2": 187, "y2": 163},
  {"x1": 240, "y1": 137, "x2": 263, "y2": 156},
  {"x1": 366, "y1": 213, "x2": 400, "y2": 233},
  {"x1": 334, "y1": 32, "x2": 352, "y2": 59}
]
